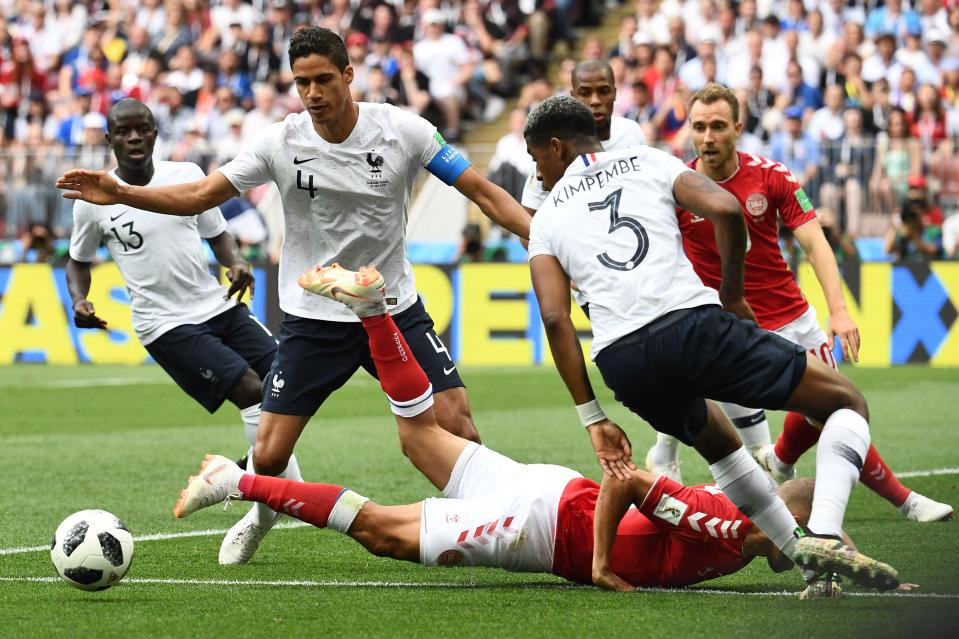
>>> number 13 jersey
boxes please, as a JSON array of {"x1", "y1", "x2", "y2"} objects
[
  {"x1": 527, "y1": 148, "x2": 720, "y2": 359},
  {"x1": 69, "y1": 161, "x2": 234, "y2": 345}
]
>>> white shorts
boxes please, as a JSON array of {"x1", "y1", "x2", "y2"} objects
[
  {"x1": 772, "y1": 305, "x2": 836, "y2": 369},
  {"x1": 419, "y1": 443, "x2": 582, "y2": 573},
  {"x1": 721, "y1": 305, "x2": 835, "y2": 420}
]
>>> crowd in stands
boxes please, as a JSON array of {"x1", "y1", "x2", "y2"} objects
[{"x1": 1, "y1": 0, "x2": 958, "y2": 263}]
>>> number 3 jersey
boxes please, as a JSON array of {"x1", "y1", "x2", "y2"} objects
[
  {"x1": 527, "y1": 148, "x2": 720, "y2": 359},
  {"x1": 69, "y1": 161, "x2": 235, "y2": 345}
]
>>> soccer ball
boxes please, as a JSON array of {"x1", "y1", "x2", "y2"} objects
[{"x1": 50, "y1": 509, "x2": 134, "y2": 591}]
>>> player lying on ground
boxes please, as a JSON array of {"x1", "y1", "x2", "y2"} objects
[
  {"x1": 523, "y1": 96, "x2": 900, "y2": 592},
  {"x1": 175, "y1": 264, "x2": 901, "y2": 597},
  {"x1": 66, "y1": 100, "x2": 302, "y2": 529},
  {"x1": 643, "y1": 83, "x2": 952, "y2": 523},
  {"x1": 58, "y1": 28, "x2": 533, "y2": 565}
]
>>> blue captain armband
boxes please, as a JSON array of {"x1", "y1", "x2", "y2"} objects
[{"x1": 426, "y1": 143, "x2": 472, "y2": 185}]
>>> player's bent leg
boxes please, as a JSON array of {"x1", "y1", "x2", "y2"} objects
[
  {"x1": 219, "y1": 412, "x2": 311, "y2": 565},
  {"x1": 252, "y1": 412, "x2": 310, "y2": 477},
  {"x1": 432, "y1": 387, "x2": 481, "y2": 443},
  {"x1": 396, "y1": 411, "x2": 472, "y2": 492}
]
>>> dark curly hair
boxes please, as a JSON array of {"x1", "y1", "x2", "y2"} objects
[
  {"x1": 523, "y1": 96, "x2": 597, "y2": 147},
  {"x1": 288, "y1": 27, "x2": 349, "y2": 71}
]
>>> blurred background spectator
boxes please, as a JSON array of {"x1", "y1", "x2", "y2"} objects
[{"x1": 0, "y1": 0, "x2": 958, "y2": 265}]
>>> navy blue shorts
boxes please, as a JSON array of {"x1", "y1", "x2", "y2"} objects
[
  {"x1": 144, "y1": 304, "x2": 278, "y2": 413},
  {"x1": 262, "y1": 297, "x2": 464, "y2": 416},
  {"x1": 594, "y1": 305, "x2": 807, "y2": 445}
]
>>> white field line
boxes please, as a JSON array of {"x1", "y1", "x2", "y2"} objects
[
  {"x1": 0, "y1": 377, "x2": 378, "y2": 389},
  {"x1": 0, "y1": 576, "x2": 955, "y2": 599},
  {"x1": 894, "y1": 467, "x2": 959, "y2": 478},
  {"x1": 0, "y1": 521, "x2": 310, "y2": 556},
  {"x1": 2, "y1": 467, "x2": 956, "y2": 557}
]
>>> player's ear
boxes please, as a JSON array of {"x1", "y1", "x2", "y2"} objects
[
  {"x1": 343, "y1": 65, "x2": 354, "y2": 85},
  {"x1": 735, "y1": 120, "x2": 743, "y2": 137}
]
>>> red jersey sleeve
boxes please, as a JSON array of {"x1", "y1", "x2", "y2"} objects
[{"x1": 770, "y1": 164, "x2": 818, "y2": 230}]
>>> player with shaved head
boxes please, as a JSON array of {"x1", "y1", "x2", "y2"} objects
[{"x1": 66, "y1": 99, "x2": 286, "y2": 505}]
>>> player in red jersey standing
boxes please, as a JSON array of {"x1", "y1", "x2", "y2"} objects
[
  {"x1": 644, "y1": 83, "x2": 952, "y2": 524},
  {"x1": 175, "y1": 264, "x2": 882, "y2": 598}
]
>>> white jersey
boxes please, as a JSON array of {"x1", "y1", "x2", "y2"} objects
[
  {"x1": 69, "y1": 161, "x2": 233, "y2": 345},
  {"x1": 219, "y1": 103, "x2": 447, "y2": 322},
  {"x1": 521, "y1": 116, "x2": 646, "y2": 211},
  {"x1": 528, "y1": 148, "x2": 720, "y2": 359}
]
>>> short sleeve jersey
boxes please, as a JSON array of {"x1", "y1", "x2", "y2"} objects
[
  {"x1": 527, "y1": 148, "x2": 720, "y2": 359},
  {"x1": 551, "y1": 476, "x2": 754, "y2": 587},
  {"x1": 520, "y1": 116, "x2": 647, "y2": 210},
  {"x1": 678, "y1": 152, "x2": 818, "y2": 330},
  {"x1": 69, "y1": 161, "x2": 233, "y2": 345},
  {"x1": 218, "y1": 103, "x2": 456, "y2": 322}
]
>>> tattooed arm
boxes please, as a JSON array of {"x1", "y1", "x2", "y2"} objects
[{"x1": 672, "y1": 170, "x2": 755, "y2": 322}]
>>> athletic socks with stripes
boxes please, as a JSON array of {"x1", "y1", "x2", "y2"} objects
[
  {"x1": 360, "y1": 313, "x2": 434, "y2": 418},
  {"x1": 238, "y1": 474, "x2": 368, "y2": 533}
]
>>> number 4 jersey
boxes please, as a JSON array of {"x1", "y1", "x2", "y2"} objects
[
  {"x1": 69, "y1": 161, "x2": 235, "y2": 345},
  {"x1": 527, "y1": 148, "x2": 719, "y2": 359}
]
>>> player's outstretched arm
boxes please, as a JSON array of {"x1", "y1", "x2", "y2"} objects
[
  {"x1": 57, "y1": 170, "x2": 238, "y2": 217},
  {"x1": 453, "y1": 167, "x2": 532, "y2": 240},
  {"x1": 208, "y1": 231, "x2": 255, "y2": 301},
  {"x1": 531, "y1": 254, "x2": 634, "y2": 480},
  {"x1": 672, "y1": 170, "x2": 755, "y2": 322},
  {"x1": 793, "y1": 220, "x2": 860, "y2": 362},
  {"x1": 592, "y1": 470, "x2": 656, "y2": 592},
  {"x1": 66, "y1": 258, "x2": 107, "y2": 330}
]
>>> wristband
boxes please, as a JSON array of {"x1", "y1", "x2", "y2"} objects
[{"x1": 576, "y1": 399, "x2": 606, "y2": 428}]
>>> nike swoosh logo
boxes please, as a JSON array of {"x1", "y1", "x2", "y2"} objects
[
  {"x1": 443, "y1": 365, "x2": 456, "y2": 375},
  {"x1": 293, "y1": 157, "x2": 317, "y2": 165},
  {"x1": 109, "y1": 210, "x2": 128, "y2": 221}
]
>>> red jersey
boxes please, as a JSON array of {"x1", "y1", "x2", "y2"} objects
[
  {"x1": 551, "y1": 476, "x2": 754, "y2": 587},
  {"x1": 678, "y1": 151, "x2": 818, "y2": 330}
]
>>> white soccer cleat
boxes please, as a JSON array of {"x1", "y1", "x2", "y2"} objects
[
  {"x1": 644, "y1": 444, "x2": 683, "y2": 483},
  {"x1": 755, "y1": 443, "x2": 797, "y2": 485},
  {"x1": 218, "y1": 506, "x2": 280, "y2": 565},
  {"x1": 899, "y1": 492, "x2": 955, "y2": 523},
  {"x1": 297, "y1": 262, "x2": 387, "y2": 317},
  {"x1": 793, "y1": 536, "x2": 899, "y2": 591},
  {"x1": 174, "y1": 455, "x2": 244, "y2": 519}
]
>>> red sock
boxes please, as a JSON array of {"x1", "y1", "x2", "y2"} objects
[
  {"x1": 238, "y1": 474, "x2": 345, "y2": 528},
  {"x1": 774, "y1": 411, "x2": 821, "y2": 465},
  {"x1": 859, "y1": 445, "x2": 912, "y2": 507},
  {"x1": 360, "y1": 314, "x2": 431, "y2": 410}
]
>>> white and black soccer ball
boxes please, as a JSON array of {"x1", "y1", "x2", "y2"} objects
[{"x1": 50, "y1": 509, "x2": 134, "y2": 591}]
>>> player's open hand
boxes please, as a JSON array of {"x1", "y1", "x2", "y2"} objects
[
  {"x1": 592, "y1": 565, "x2": 636, "y2": 592},
  {"x1": 587, "y1": 420, "x2": 636, "y2": 481},
  {"x1": 225, "y1": 261, "x2": 255, "y2": 301},
  {"x1": 828, "y1": 309, "x2": 860, "y2": 363},
  {"x1": 57, "y1": 169, "x2": 121, "y2": 205},
  {"x1": 73, "y1": 300, "x2": 108, "y2": 330}
]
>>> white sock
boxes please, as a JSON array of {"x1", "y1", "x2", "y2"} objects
[
  {"x1": 240, "y1": 404, "x2": 261, "y2": 448},
  {"x1": 649, "y1": 433, "x2": 680, "y2": 464},
  {"x1": 721, "y1": 404, "x2": 771, "y2": 454},
  {"x1": 247, "y1": 452, "x2": 304, "y2": 526},
  {"x1": 709, "y1": 446, "x2": 802, "y2": 557},
  {"x1": 327, "y1": 490, "x2": 369, "y2": 533},
  {"x1": 807, "y1": 409, "x2": 870, "y2": 537}
]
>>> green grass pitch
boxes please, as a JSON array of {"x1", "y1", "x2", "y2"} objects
[{"x1": 1, "y1": 364, "x2": 957, "y2": 637}]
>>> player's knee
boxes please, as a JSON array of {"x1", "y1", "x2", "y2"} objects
[
  {"x1": 843, "y1": 383, "x2": 869, "y2": 421},
  {"x1": 251, "y1": 445, "x2": 289, "y2": 477},
  {"x1": 434, "y1": 391, "x2": 481, "y2": 443}
]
